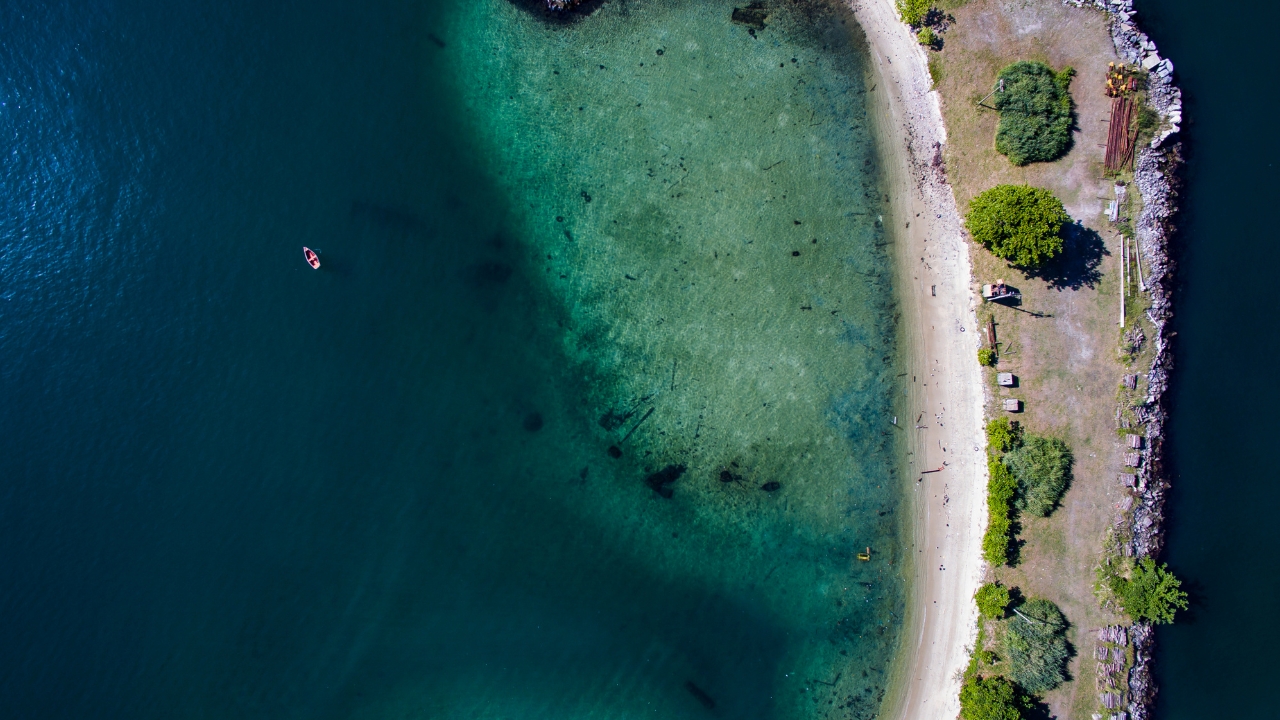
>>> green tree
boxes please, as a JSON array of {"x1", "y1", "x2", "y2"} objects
[
  {"x1": 976, "y1": 583, "x2": 1012, "y2": 619},
  {"x1": 959, "y1": 676, "x2": 1032, "y2": 720},
  {"x1": 917, "y1": 26, "x2": 937, "y2": 48},
  {"x1": 1110, "y1": 557, "x2": 1189, "y2": 624},
  {"x1": 1003, "y1": 434, "x2": 1072, "y2": 516},
  {"x1": 1004, "y1": 598, "x2": 1071, "y2": 694},
  {"x1": 978, "y1": 347, "x2": 997, "y2": 366},
  {"x1": 965, "y1": 185, "x2": 1068, "y2": 269},
  {"x1": 895, "y1": 0, "x2": 932, "y2": 26},
  {"x1": 993, "y1": 61, "x2": 1076, "y2": 165}
]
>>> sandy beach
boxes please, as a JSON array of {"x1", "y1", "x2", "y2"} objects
[{"x1": 848, "y1": 1, "x2": 988, "y2": 718}]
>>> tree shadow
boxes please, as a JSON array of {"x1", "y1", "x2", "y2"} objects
[
  {"x1": 1023, "y1": 697, "x2": 1056, "y2": 720},
  {"x1": 1023, "y1": 222, "x2": 1108, "y2": 291},
  {"x1": 505, "y1": 0, "x2": 610, "y2": 24},
  {"x1": 1007, "y1": 518, "x2": 1025, "y2": 567}
]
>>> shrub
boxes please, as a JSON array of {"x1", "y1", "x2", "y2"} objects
[
  {"x1": 993, "y1": 61, "x2": 1075, "y2": 165},
  {"x1": 1004, "y1": 598, "x2": 1071, "y2": 694},
  {"x1": 978, "y1": 347, "x2": 997, "y2": 366},
  {"x1": 976, "y1": 583, "x2": 1012, "y2": 619},
  {"x1": 965, "y1": 185, "x2": 1068, "y2": 269},
  {"x1": 985, "y1": 417, "x2": 1023, "y2": 457},
  {"x1": 1003, "y1": 435, "x2": 1072, "y2": 516},
  {"x1": 917, "y1": 26, "x2": 937, "y2": 48},
  {"x1": 959, "y1": 675, "x2": 1032, "y2": 720},
  {"x1": 982, "y1": 460, "x2": 1018, "y2": 565},
  {"x1": 895, "y1": 0, "x2": 932, "y2": 26},
  {"x1": 982, "y1": 512, "x2": 1012, "y2": 566},
  {"x1": 1109, "y1": 557, "x2": 1188, "y2": 624}
]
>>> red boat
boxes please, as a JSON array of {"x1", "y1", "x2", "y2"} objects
[{"x1": 303, "y1": 247, "x2": 320, "y2": 269}]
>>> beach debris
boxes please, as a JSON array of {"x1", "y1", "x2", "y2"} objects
[
  {"x1": 619, "y1": 407, "x2": 655, "y2": 444},
  {"x1": 598, "y1": 406, "x2": 636, "y2": 431},
  {"x1": 645, "y1": 464, "x2": 686, "y2": 498},
  {"x1": 684, "y1": 681, "x2": 716, "y2": 710},
  {"x1": 719, "y1": 468, "x2": 744, "y2": 484},
  {"x1": 856, "y1": 547, "x2": 871, "y2": 561}
]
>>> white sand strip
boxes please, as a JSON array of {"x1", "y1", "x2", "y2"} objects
[{"x1": 849, "y1": 2, "x2": 988, "y2": 718}]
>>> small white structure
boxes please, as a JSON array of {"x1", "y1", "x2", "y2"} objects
[
  {"x1": 997, "y1": 372, "x2": 1015, "y2": 387},
  {"x1": 1003, "y1": 398, "x2": 1021, "y2": 412}
]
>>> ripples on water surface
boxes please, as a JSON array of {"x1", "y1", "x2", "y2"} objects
[{"x1": 0, "y1": 0, "x2": 908, "y2": 717}]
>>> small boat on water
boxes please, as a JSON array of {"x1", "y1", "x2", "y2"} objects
[{"x1": 303, "y1": 247, "x2": 320, "y2": 269}]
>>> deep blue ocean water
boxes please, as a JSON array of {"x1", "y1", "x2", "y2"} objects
[
  {"x1": 1134, "y1": 0, "x2": 1280, "y2": 716},
  {"x1": 0, "y1": 1, "x2": 908, "y2": 718}
]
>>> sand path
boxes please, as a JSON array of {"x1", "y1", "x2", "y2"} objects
[{"x1": 848, "y1": 1, "x2": 988, "y2": 718}]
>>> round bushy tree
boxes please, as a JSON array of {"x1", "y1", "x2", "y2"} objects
[
  {"x1": 993, "y1": 61, "x2": 1075, "y2": 165},
  {"x1": 1004, "y1": 598, "x2": 1071, "y2": 694},
  {"x1": 965, "y1": 185, "x2": 1068, "y2": 269},
  {"x1": 1003, "y1": 434, "x2": 1072, "y2": 517}
]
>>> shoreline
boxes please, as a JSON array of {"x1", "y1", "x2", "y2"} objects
[{"x1": 848, "y1": 2, "x2": 988, "y2": 718}]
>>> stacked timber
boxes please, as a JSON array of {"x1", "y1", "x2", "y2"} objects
[{"x1": 1105, "y1": 96, "x2": 1138, "y2": 172}]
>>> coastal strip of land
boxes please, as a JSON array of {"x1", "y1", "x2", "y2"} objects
[
  {"x1": 849, "y1": 0, "x2": 1186, "y2": 717},
  {"x1": 849, "y1": 1, "x2": 988, "y2": 718}
]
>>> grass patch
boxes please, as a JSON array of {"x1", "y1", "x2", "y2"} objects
[
  {"x1": 1005, "y1": 598, "x2": 1071, "y2": 694},
  {"x1": 1003, "y1": 435, "x2": 1072, "y2": 517},
  {"x1": 928, "y1": 56, "x2": 944, "y2": 87},
  {"x1": 993, "y1": 61, "x2": 1075, "y2": 166}
]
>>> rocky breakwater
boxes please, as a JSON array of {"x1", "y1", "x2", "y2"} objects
[{"x1": 1065, "y1": 1, "x2": 1184, "y2": 719}]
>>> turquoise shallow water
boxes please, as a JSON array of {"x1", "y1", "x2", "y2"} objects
[{"x1": 0, "y1": 0, "x2": 907, "y2": 717}]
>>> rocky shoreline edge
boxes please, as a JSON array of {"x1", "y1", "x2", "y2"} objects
[{"x1": 1065, "y1": 1, "x2": 1183, "y2": 718}]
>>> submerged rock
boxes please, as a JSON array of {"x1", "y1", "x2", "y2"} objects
[
  {"x1": 644, "y1": 464, "x2": 686, "y2": 498},
  {"x1": 731, "y1": 2, "x2": 769, "y2": 30},
  {"x1": 760, "y1": 481, "x2": 781, "y2": 492}
]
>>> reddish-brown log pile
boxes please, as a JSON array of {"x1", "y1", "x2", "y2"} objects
[{"x1": 1105, "y1": 95, "x2": 1138, "y2": 172}]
